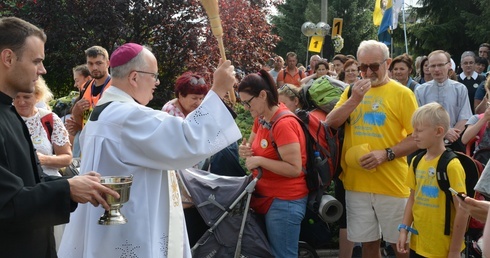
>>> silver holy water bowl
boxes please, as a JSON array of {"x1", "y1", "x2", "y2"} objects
[{"x1": 98, "y1": 175, "x2": 133, "y2": 225}]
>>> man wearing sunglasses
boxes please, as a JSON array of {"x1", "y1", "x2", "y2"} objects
[
  {"x1": 326, "y1": 40, "x2": 418, "y2": 258},
  {"x1": 415, "y1": 50, "x2": 472, "y2": 153}
]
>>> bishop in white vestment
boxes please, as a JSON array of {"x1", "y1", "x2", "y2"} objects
[{"x1": 58, "y1": 43, "x2": 241, "y2": 258}]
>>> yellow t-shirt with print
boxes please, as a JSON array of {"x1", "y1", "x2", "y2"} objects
[
  {"x1": 338, "y1": 79, "x2": 418, "y2": 197},
  {"x1": 406, "y1": 154, "x2": 466, "y2": 257}
]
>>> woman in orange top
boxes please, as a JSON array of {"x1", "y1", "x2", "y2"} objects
[{"x1": 238, "y1": 70, "x2": 308, "y2": 258}]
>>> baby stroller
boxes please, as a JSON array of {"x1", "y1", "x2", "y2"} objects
[
  {"x1": 177, "y1": 167, "x2": 274, "y2": 258},
  {"x1": 178, "y1": 167, "x2": 331, "y2": 258}
]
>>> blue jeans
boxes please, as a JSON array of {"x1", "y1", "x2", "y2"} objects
[{"x1": 265, "y1": 196, "x2": 307, "y2": 258}]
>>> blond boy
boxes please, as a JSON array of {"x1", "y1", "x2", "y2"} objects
[{"x1": 397, "y1": 102, "x2": 469, "y2": 258}]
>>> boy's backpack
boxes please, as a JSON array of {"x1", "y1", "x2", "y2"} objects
[
  {"x1": 411, "y1": 148, "x2": 484, "y2": 235},
  {"x1": 298, "y1": 75, "x2": 347, "y2": 113},
  {"x1": 268, "y1": 109, "x2": 343, "y2": 210}
]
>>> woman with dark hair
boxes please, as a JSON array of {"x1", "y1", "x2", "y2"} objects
[
  {"x1": 417, "y1": 56, "x2": 433, "y2": 84},
  {"x1": 162, "y1": 72, "x2": 209, "y2": 117},
  {"x1": 238, "y1": 70, "x2": 308, "y2": 257},
  {"x1": 332, "y1": 54, "x2": 348, "y2": 80},
  {"x1": 300, "y1": 60, "x2": 329, "y2": 86}
]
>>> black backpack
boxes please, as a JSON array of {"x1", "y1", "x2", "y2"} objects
[{"x1": 411, "y1": 148, "x2": 483, "y2": 235}]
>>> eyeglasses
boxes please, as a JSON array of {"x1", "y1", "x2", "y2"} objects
[
  {"x1": 279, "y1": 84, "x2": 300, "y2": 99},
  {"x1": 241, "y1": 96, "x2": 255, "y2": 108},
  {"x1": 359, "y1": 59, "x2": 387, "y2": 72},
  {"x1": 428, "y1": 62, "x2": 449, "y2": 69},
  {"x1": 135, "y1": 70, "x2": 159, "y2": 82},
  {"x1": 462, "y1": 61, "x2": 475, "y2": 66},
  {"x1": 190, "y1": 77, "x2": 206, "y2": 86}
]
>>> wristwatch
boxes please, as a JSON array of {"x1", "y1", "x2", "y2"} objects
[
  {"x1": 398, "y1": 224, "x2": 419, "y2": 235},
  {"x1": 386, "y1": 148, "x2": 395, "y2": 161}
]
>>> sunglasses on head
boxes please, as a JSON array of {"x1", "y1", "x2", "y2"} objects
[
  {"x1": 359, "y1": 59, "x2": 387, "y2": 72},
  {"x1": 278, "y1": 84, "x2": 300, "y2": 98},
  {"x1": 190, "y1": 77, "x2": 206, "y2": 86}
]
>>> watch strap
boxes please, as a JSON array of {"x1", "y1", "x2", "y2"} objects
[{"x1": 386, "y1": 148, "x2": 395, "y2": 161}]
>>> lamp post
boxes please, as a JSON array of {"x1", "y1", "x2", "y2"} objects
[
  {"x1": 302, "y1": 21, "x2": 331, "y2": 64},
  {"x1": 301, "y1": 22, "x2": 316, "y2": 66},
  {"x1": 315, "y1": 22, "x2": 331, "y2": 57}
]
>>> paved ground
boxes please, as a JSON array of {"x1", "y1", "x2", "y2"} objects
[
  {"x1": 314, "y1": 248, "x2": 397, "y2": 258},
  {"x1": 316, "y1": 249, "x2": 339, "y2": 258}
]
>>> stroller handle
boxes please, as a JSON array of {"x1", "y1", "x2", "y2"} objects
[{"x1": 255, "y1": 167, "x2": 263, "y2": 180}]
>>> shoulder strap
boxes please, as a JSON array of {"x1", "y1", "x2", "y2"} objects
[
  {"x1": 268, "y1": 110, "x2": 315, "y2": 186},
  {"x1": 411, "y1": 149, "x2": 427, "y2": 173},
  {"x1": 436, "y1": 148, "x2": 458, "y2": 236},
  {"x1": 282, "y1": 68, "x2": 287, "y2": 80},
  {"x1": 39, "y1": 111, "x2": 54, "y2": 142},
  {"x1": 269, "y1": 110, "x2": 297, "y2": 159},
  {"x1": 408, "y1": 80, "x2": 417, "y2": 91}
]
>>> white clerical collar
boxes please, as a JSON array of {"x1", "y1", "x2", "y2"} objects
[{"x1": 459, "y1": 71, "x2": 479, "y2": 80}]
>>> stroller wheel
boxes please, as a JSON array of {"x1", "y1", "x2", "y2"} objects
[{"x1": 298, "y1": 241, "x2": 319, "y2": 258}]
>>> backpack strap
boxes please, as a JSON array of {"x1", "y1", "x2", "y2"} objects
[
  {"x1": 436, "y1": 149, "x2": 458, "y2": 236},
  {"x1": 411, "y1": 148, "x2": 456, "y2": 235},
  {"x1": 282, "y1": 68, "x2": 304, "y2": 80},
  {"x1": 39, "y1": 110, "x2": 54, "y2": 142},
  {"x1": 268, "y1": 110, "x2": 313, "y2": 176},
  {"x1": 408, "y1": 80, "x2": 417, "y2": 92},
  {"x1": 410, "y1": 149, "x2": 426, "y2": 171},
  {"x1": 268, "y1": 110, "x2": 298, "y2": 160}
]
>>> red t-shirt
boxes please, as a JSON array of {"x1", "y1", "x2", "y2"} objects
[{"x1": 251, "y1": 105, "x2": 308, "y2": 200}]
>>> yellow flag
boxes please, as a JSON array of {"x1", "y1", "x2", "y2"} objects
[{"x1": 373, "y1": 0, "x2": 383, "y2": 26}]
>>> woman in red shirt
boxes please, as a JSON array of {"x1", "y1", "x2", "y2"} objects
[{"x1": 238, "y1": 70, "x2": 308, "y2": 258}]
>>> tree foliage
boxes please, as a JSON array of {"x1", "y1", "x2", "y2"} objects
[
  {"x1": 0, "y1": 0, "x2": 278, "y2": 109},
  {"x1": 406, "y1": 0, "x2": 488, "y2": 61},
  {"x1": 271, "y1": 0, "x2": 376, "y2": 63},
  {"x1": 187, "y1": 0, "x2": 280, "y2": 75}
]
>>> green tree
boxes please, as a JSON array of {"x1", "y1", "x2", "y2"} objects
[
  {"x1": 408, "y1": 0, "x2": 484, "y2": 60},
  {"x1": 271, "y1": 0, "x2": 376, "y2": 62},
  {"x1": 271, "y1": 0, "x2": 309, "y2": 63},
  {"x1": 1, "y1": 0, "x2": 279, "y2": 109}
]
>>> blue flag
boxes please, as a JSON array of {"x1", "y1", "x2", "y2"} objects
[{"x1": 378, "y1": 0, "x2": 392, "y2": 46}]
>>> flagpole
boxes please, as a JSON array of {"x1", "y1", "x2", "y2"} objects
[
  {"x1": 390, "y1": 26, "x2": 393, "y2": 57},
  {"x1": 402, "y1": 2, "x2": 408, "y2": 54},
  {"x1": 306, "y1": 37, "x2": 310, "y2": 67}
]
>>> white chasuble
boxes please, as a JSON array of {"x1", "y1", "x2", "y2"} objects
[{"x1": 58, "y1": 86, "x2": 241, "y2": 258}]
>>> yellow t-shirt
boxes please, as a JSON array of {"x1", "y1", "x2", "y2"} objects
[
  {"x1": 406, "y1": 154, "x2": 466, "y2": 257},
  {"x1": 338, "y1": 80, "x2": 418, "y2": 197}
]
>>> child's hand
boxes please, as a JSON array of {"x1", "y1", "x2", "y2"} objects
[{"x1": 396, "y1": 232, "x2": 408, "y2": 254}]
